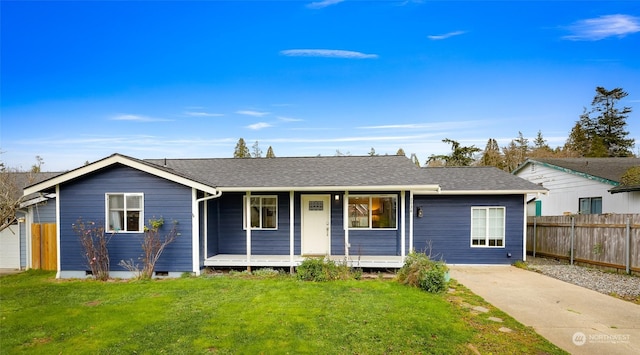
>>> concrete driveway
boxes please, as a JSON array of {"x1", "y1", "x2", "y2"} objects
[{"x1": 449, "y1": 265, "x2": 640, "y2": 355}]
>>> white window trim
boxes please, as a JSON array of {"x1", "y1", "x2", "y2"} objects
[
  {"x1": 347, "y1": 194, "x2": 398, "y2": 230},
  {"x1": 105, "y1": 193, "x2": 144, "y2": 233},
  {"x1": 243, "y1": 195, "x2": 278, "y2": 230},
  {"x1": 470, "y1": 206, "x2": 505, "y2": 248}
]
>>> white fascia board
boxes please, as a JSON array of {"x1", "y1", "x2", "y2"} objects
[
  {"x1": 415, "y1": 189, "x2": 548, "y2": 195},
  {"x1": 23, "y1": 154, "x2": 218, "y2": 196},
  {"x1": 218, "y1": 185, "x2": 441, "y2": 193}
]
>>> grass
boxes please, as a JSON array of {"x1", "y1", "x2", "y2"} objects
[{"x1": 0, "y1": 270, "x2": 566, "y2": 354}]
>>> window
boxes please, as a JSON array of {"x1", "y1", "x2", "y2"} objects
[
  {"x1": 106, "y1": 193, "x2": 143, "y2": 232},
  {"x1": 348, "y1": 195, "x2": 397, "y2": 229},
  {"x1": 579, "y1": 197, "x2": 602, "y2": 214},
  {"x1": 244, "y1": 196, "x2": 277, "y2": 229},
  {"x1": 471, "y1": 207, "x2": 505, "y2": 247}
]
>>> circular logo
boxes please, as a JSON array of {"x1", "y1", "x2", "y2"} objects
[{"x1": 572, "y1": 332, "x2": 587, "y2": 346}]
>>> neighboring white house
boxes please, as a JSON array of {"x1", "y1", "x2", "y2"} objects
[{"x1": 513, "y1": 158, "x2": 640, "y2": 216}]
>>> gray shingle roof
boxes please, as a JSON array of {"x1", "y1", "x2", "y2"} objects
[
  {"x1": 145, "y1": 156, "x2": 544, "y2": 192},
  {"x1": 521, "y1": 158, "x2": 640, "y2": 183},
  {"x1": 145, "y1": 155, "x2": 429, "y2": 189},
  {"x1": 422, "y1": 166, "x2": 546, "y2": 191}
]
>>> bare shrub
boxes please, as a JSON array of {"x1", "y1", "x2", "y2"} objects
[{"x1": 72, "y1": 219, "x2": 113, "y2": 281}]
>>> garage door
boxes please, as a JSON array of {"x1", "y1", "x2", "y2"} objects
[{"x1": 0, "y1": 224, "x2": 21, "y2": 269}]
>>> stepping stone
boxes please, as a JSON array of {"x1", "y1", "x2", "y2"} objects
[
  {"x1": 472, "y1": 306, "x2": 489, "y2": 313},
  {"x1": 488, "y1": 316, "x2": 503, "y2": 323},
  {"x1": 498, "y1": 327, "x2": 513, "y2": 333}
]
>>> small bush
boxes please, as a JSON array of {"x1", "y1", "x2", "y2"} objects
[
  {"x1": 397, "y1": 252, "x2": 448, "y2": 293},
  {"x1": 296, "y1": 257, "x2": 356, "y2": 281}
]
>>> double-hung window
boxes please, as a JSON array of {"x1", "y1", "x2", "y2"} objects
[
  {"x1": 579, "y1": 197, "x2": 602, "y2": 214},
  {"x1": 348, "y1": 195, "x2": 397, "y2": 229},
  {"x1": 471, "y1": 207, "x2": 505, "y2": 247},
  {"x1": 106, "y1": 193, "x2": 143, "y2": 232},
  {"x1": 244, "y1": 196, "x2": 277, "y2": 229}
]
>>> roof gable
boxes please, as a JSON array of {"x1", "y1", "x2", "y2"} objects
[{"x1": 23, "y1": 153, "x2": 220, "y2": 196}]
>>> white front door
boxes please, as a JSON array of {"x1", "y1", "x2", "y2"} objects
[{"x1": 301, "y1": 195, "x2": 331, "y2": 255}]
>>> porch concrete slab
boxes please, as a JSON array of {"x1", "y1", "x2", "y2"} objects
[{"x1": 449, "y1": 265, "x2": 640, "y2": 355}]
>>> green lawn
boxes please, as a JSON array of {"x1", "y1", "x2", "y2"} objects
[{"x1": 0, "y1": 270, "x2": 566, "y2": 354}]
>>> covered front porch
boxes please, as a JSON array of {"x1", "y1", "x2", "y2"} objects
[{"x1": 204, "y1": 254, "x2": 405, "y2": 268}]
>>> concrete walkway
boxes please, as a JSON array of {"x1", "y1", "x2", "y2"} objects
[{"x1": 449, "y1": 265, "x2": 640, "y2": 355}]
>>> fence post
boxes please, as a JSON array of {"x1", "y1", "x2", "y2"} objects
[
  {"x1": 570, "y1": 216, "x2": 575, "y2": 266},
  {"x1": 626, "y1": 217, "x2": 631, "y2": 275},
  {"x1": 533, "y1": 217, "x2": 537, "y2": 258}
]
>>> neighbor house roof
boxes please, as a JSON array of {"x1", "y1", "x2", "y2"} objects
[
  {"x1": 512, "y1": 157, "x2": 640, "y2": 194},
  {"x1": 421, "y1": 166, "x2": 547, "y2": 194}
]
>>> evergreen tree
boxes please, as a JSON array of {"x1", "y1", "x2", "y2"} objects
[
  {"x1": 479, "y1": 138, "x2": 504, "y2": 170},
  {"x1": 265, "y1": 146, "x2": 276, "y2": 158},
  {"x1": 368, "y1": 147, "x2": 377, "y2": 156},
  {"x1": 529, "y1": 131, "x2": 556, "y2": 158},
  {"x1": 566, "y1": 87, "x2": 635, "y2": 157},
  {"x1": 427, "y1": 138, "x2": 481, "y2": 167},
  {"x1": 233, "y1": 138, "x2": 251, "y2": 158},
  {"x1": 396, "y1": 148, "x2": 406, "y2": 156},
  {"x1": 590, "y1": 87, "x2": 634, "y2": 156}
]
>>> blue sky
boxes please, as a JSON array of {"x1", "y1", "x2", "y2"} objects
[{"x1": 1, "y1": 0, "x2": 639, "y2": 171}]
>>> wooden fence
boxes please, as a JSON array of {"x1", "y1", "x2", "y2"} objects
[
  {"x1": 526, "y1": 214, "x2": 639, "y2": 274},
  {"x1": 31, "y1": 223, "x2": 57, "y2": 270}
]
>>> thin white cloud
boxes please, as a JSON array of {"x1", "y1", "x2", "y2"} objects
[
  {"x1": 247, "y1": 122, "x2": 272, "y2": 130},
  {"x1": 236, "y1": 110, "x2": 270, "y2": 117},
  {"x1": 280, "y1": 49, "x2": 378, "y2": 59},
  {"x1": 184, "y1": 111, "x2": 224, "y2": 117},
  {"x1": 359, "y1": 120, "x2": 487, "y2": 130},
  {"x1": 277, "y1": 116, "x2": 303, "y2": 122},
  {"x1": 307, "y1": 0, "x2": 344, "y2": 10},
  {"x1": 563, "y1": 14, "x2": 640, "y2": 41},
  {"x1": 110, "y1": 114, "x2": 171, "y2": 122},
  {"x1": 427, "y1": 30, "x2": 466, "y2": 40}
]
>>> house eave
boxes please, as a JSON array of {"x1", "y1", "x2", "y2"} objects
[
  {"x1": 218, "y1": 185, "x2": 441, "y2": 193},
  {"x1": 416, "y1": 189, "x2": 548, "y2": 195}
]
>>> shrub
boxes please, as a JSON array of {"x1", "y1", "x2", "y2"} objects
[
  {"x1": 296, "y1": 257, "x2": 356, "y2": 281},
  {"x1": 397, "y1": 251, "x2": 448, "y2": 293},
  {"x1": 72, "y1": 219, "x2": 113, "y2": 281}
]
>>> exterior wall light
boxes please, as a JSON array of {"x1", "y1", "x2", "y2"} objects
[
  {"x1": 335, "y1": 194, "x2": 340, "y2": 201},
  {"x1": 417, "y1": 207, "x2": 423, "y2": 218}
]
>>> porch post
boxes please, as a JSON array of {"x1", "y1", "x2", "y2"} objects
[
  {"x1": 191, "y1": 188, "x2": 201, "y2": 276},
  {"x1": 344, "y1": 191, "x2": 349, "y2": 258},
  {"x1": 246, "y1": 191, "x2": 252, "y2": 272},
  {"x1": 55, "y1": 185, "x2": 61, "y2": 278},
  {"x1": 400, "y1": 190, "x2": 406, "y2": 257},
  {"x1": 289, "y1": 190, "x2": 295, "y2": 273},
  {"x1": 409, "y1": 191, "x2": 414, "y2": 254}
]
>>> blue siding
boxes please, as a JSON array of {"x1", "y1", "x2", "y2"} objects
[
  {"x1": 413, "y1": 195, "x2": 524, "y2": 264},
  {"x1": 17, "y1": 211, "x2": 27, "y2": 268},
  {"x1": 32, "y1": 199, "x2": 56, "y2": 223},
  {"x1": 215, "y1": 192, "x2": 293, "y2": 255},
  {"x1": 59, "y1": 165, "x2": 193, "y2": 272},
  {"x1": 209, "y1": 191, "x2": 406, "y2": 257}
]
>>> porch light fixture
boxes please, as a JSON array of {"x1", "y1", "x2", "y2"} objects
[
  {"x1": 335, "y1": 194, "x2": 340, "y2": 201},
  {"x1": 416, "y1": 207, "x2": 423, "y2": 218}
]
